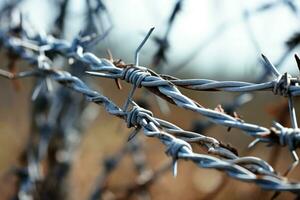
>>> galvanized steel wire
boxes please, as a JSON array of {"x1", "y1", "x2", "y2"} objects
[{"x1": 2, "y1": 0, "x2": 300, "y2": 196}]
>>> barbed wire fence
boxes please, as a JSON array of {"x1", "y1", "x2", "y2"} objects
[
  {"x1": 1, "y1": 0, "x2": 300, "y2": 200},
  {"x1": 87, "y1": 2, "x2": 186, "y2": 199}
]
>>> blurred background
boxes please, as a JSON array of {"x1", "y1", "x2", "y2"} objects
[{"x1": 1, "y1": 0, "x2": 300, "y2": 199}]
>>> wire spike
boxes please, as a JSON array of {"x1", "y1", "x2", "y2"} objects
[
  {"x1": 123, "y1": 85, "x2": 137, "y2": 112},
  {"x1": 283, "y1": 150, "x2": 299, "y2": 176},
  {"x1": 172, "y1": 158, "x2": 178, "y2": 177},
  {"x1": 291, "y1": 150, "x2": 299, "y2": 162},
  {"x1": 248, "y1": 138, "x2": 260, "y2": 149},
  {"x1": 134, "y1": 27, "x2": 155, "y2": 66},
  {"x1": 127, "y1": 129, "x2": 139, "y2": 142},
  {"x1": 121, "y1": 27, "x2": 155, "y2": 111},
  {"x1": 85, "y1": 71, "x2": 117, "y2": 79},
  {"x1": 261, "y1": 54, "x2": 280, "y2": 77}
]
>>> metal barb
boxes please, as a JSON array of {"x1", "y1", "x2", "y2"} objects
[
  {"x1": 3, "y1": 7, "x2": 300, "y2": 195},
  {"x1": 134, "y1": 27, "x2": 155, "y2": 66},
  {"x1": 261, "y1": 54, "x2": 280, "y2": 77},
  {"x1": 123, "y1": 27, "x2": 154, "y2": 112}
]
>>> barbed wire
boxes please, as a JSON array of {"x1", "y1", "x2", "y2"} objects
[
  {"x1": 160, "y1": 65, "x2": 299, "y2": 95},
  {"x1": 89, "y1": 2, "x2": 187, "y2": 198},
  {"x1": 0, "y1": 23, "x2": 286, "y2": 146},
  {"x1": 3, "y1": 29, "x2": 300, "y2": 194},
  {"x1": 85, "y1": 55, "x2": 300, "y2": 148},
  {"x1": 2, "y1": 0, "x2": 300, "y2": 198}
]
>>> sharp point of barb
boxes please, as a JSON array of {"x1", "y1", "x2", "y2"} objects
[
  {"x1": 85, "y1": 71, "x2": 100, "y2": 75},
  {"x1": 248, "y1": 138, "x2": 261, "y2": 149},
  {"x1": 85, "y1": 70, "x2": 115, "y2": 78},
  {"x1": 261, "y1": 54, "x2": 280, "y2": 77},
  {"x1": 134, "y1": 27, "x2": 155, "y2": 66}
]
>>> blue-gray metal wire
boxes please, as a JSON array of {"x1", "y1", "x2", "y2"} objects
[
  {"x1": 2, "y1": 35, "x2": 300, "y2": 194},
  {"x1": 2, "y1": 1, "x2": 300, "y2": 195},
  {"x1": 2, "y1": 56, "x2": 300, "y2": 193},
  {"x1": 0, "y1": 28, "x2": 291, "y2": 150}
]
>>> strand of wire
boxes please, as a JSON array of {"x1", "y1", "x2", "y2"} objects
[
  {"x1": 1, "y1": 25, "x2": 300, "y2": 157},
  {"x1": 3, "y1": 14, "x2": 300, "y2": 193},
  {"x1": 3, "y1": 60, "x2": 300, "y2": 193},
  {"x1": 91, "y1": 1, "x2": 187, "y2": 198}
]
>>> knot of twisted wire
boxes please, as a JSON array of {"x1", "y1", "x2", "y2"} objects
[
  {"x1": 273, "y1": 72, "x2": 292, "y2": 97},
  {"x1": 165, "y1": 137, "x2": 192, "y2": 159},
  {"x1": 126, "y1": 105, "x2": 155, "y2": 128},
  {"x1": 274, "y1": 122, "x2": 300, "y2": 150},
  {"x1": 121, "y1": 67, "x2": 151, "y2": 88}
]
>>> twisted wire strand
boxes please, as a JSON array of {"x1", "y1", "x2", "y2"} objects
[
  {"x1": 89, "y1": 63, "x2": 300, "y2": 97},
  {"x1": 1, "y1": 26, "x2": 300, "y2": 155},
  {"x1": 3, "y1": 15, "x2": 300, "y2": 193},
  {"x1": 85, "y1": 65, "x2": 299, "y2": 148},
  {"x1": 2, "y1": 60, "x2": 300, "y2": 193},
  {"x1": 0, "y1": 64, "x2": 236, "y2": 163},
  {"x1": 2, "y1": 1, "x2": 300, "y2": 198},
  {"x1": 159, "y1": 73, "x2": 300, "y2": 96},
  {"x1": 90, "y1": 1, "x2": 186, "y2": 197}
]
